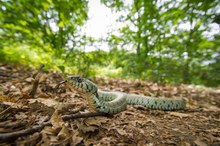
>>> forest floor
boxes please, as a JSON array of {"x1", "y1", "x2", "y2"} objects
[{"x1": 0, "y1": 63, "x2": 220, "y2": 146}]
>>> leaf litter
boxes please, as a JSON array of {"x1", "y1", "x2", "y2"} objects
[{"x1": 0, "y1": 63, "x2": 219, "y2": 146}]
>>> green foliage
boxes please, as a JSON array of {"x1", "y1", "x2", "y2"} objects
[
  {"x1": 0, "y1": 0, "x2": 219, "y2": 87},
  {"x1": 0, "y1": 0, "x2": 88, "y2": 50},
  {"x1": 57, "y1": 66, "x2": 65, "y2": 73},
  {"x1": 101, "y1": 0, "x2": 220, "y2": 86}
]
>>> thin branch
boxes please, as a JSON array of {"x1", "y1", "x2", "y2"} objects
[
  {"x1": 61, "y1": 112, "x2": 110, "y2": 121},
  {"x1": 0, "y1": 120, "x2": 28, "y2": 129},
  {"x1": 0, "y1": 99, "x2": 20, "y2": 117},
  {"x1": 29, "y1": 64, "x2": 44, "y2": 97},
  {"x1": 53, "y1": 80, "x2": 67, "y2": 93},
  {"x1": 0, "y1": 106, "x2": 11, "y2": 116},
  {"x1": 0, "y1": 112, "x2": 110, "y2": 143},
  {"x1": 32, "y1": 64, "x2": 44, "y2": 79},
  {"x1": 0, "y1": 121, "x2": 50, "y2": 143}
]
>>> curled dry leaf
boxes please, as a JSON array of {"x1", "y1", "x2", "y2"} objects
[
  {"x1": 50, "y1": 110, "x2": 64, "y2": 129},
  {"x1": 71, "y1": 130, "x2": 83, "y2": 146},
  {"x1": 57, "y1": 126, "x2": 70, "y2": 140}
]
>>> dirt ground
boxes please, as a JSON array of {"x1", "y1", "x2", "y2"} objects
[{"x1": 0, "y1": 64, "x2": 219, "y2": 146}]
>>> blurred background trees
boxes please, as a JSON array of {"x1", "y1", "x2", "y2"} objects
[{"x1": 0, "y1": 0, "x2": 219, "y2": 86}]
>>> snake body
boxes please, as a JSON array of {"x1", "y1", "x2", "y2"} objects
[{"x1": 67, "y1": 76, "x2": 186, "y2": 114}]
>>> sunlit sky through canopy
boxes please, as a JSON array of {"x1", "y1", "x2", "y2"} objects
[
  {"x1": 83, "y1": 0, "x2": 119, "y2": 39},
  {"x1": 82, "y1": 0, "x2": 220, "y2": 52},
  {"x1": 82, "y1": 0, "x2": 123, "y2": 52}
]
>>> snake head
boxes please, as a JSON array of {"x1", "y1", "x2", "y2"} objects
[
  {"x1": 66, "y1": 75, "x2": 98, "y2": 95},
  {"x1": 66, "y1": 75, "x2": 83, "y2": 83}
]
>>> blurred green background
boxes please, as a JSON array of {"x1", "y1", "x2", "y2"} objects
[{"x1": 0, "y1": 0, "x2": 219, "y2": 86}]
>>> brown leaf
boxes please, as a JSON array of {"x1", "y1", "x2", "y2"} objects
[
  {"x1": 38, "y1": 132, "x2": 51, "y2": 146},
  {"x1": 84, "y1": 117, "x2": 109, "y2": 126},
  {"x1": 71, "y1": 130, "x2": 83, "y2": 146},
  {"x1": 115, "y1": 128, "x2": 127, "y2": 136},
  {"x1": 28, "y1": 98, "x2": 59, "y2": 108},
  {"x1": 39, "y1": 74, "x2": 48, "y2": 83},
  {"x1": 57, "y1": 126, "x2": 70, "y2": 140},
  {"x1": 24, "y1": 77, "x2": 34, "y2": 83},
  {"x1": 21, "y1": 85, "x2": 32, "y2": 93},
  {"x1": 76, "y1": 118, "x2": 99, "y2": 133},
  {"x1": 42, "y1": 126, "x2": 58, "y2": 135},
  {"x1": 194, "y1": 138, "x2": 208, "y2": 146},
  {"x1": 50, "y1": 110, "x2": 64, "y2": 129},
  {"x1": 168, "y1": 112, "x2": 191, "y2": 118}
]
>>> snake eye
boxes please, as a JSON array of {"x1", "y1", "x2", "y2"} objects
[{"x1": 77, "y1": 77, "x2": 83, "y2": 83}]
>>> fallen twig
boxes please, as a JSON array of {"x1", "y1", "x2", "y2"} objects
[
  {"x1": 32, "y1": 64, "x2": 44, "y2": 79},
  {"x1": 0, "y1": 112, "x2": 110, "y2": 143},
  {"x1": 53, "y1": 80, "x2": 67, "y2": 93},
  {"x1": 0, "y1": 120, "x2": 28, "y2": 129},
  {"x1": 0, "y1": 106, "x2": 11, "y2": 117},
  {"x1": 29, "y1": 64, "x2": 44, "y2": 97}
]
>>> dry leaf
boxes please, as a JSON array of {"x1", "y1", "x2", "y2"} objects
[
  {"x1": 57, "y1": 126, "x2": 70, "y2": 140},
  {"x1": 84, "y1": 117, "x2": 109, "y2": 126},
  {"x1": 28, "y1": 98, "x2": 59, "y2": 108},
  {"x1": 25, "y1": 77, "x2": 34, "y2": 82},
  {"x1": 115, "y1": 128, "x2": 127, "y2": 136},
  {"x1": 71, "y1": 131, "x2": 83, "y2": 146},
  {"x1": 42, "y1": 126, "x2": 58, "y2": 135},
  {"x1": 39, "y1": 74, "x2": 47, "y2": 83},
  {"x1": 50, "y1": 110, "x2": 64, "y2": 129},
  {"x1": 169, "y1": 112, "x2": 190, "y2": 118},
  {"x1": 38, "y1": 133, "x2": 52, "y2": 146},
  {"x1": 21, "y1": 85, "x2": 32, "y2": 93},
  {"x1": 194, "y1": 138, "x2": 208, "y2": 146},
  {"x1": 76, "y1": 118, "x2": 99, "y2": 133}
]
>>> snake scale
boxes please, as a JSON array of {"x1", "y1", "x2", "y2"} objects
[{"x1": 66, "y1": 76, "x2": 186, "y2": 114}]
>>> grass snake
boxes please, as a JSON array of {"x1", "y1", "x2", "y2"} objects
[{"x1": 66, "y1": 76, "x2": 186, "y2": 114}]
